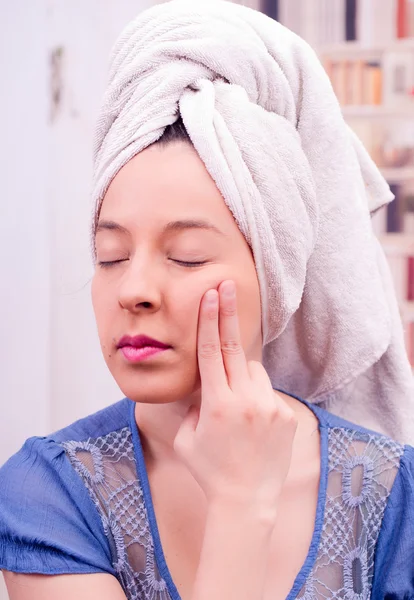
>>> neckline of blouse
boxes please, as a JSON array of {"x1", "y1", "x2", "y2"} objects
[{"x1": 128, "y1": 391, "x2": 330, "y2": 600}]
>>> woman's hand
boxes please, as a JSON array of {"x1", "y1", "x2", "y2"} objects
[{"x1": 173, "y1": 280, "x2": 298, "y2": 516}]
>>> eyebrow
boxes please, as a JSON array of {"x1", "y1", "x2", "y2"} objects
[
  {"x1": 162, "y1": 219, "x2": 225, "y2": 236},
  {"x1": 95, "y1": 219, "x2": 225, "y2": 236},
  {"x1": 95, "y1": 220, "x2": 129, "y2": 235}
]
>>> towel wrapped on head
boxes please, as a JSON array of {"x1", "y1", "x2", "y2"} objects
[{"x1": 92, "y1": 0, "x2": 414, "y2": 442}]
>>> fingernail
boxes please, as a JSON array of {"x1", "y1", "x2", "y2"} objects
[{"x1": 222, "y1": 281, "x2": 235, "y2": 298}]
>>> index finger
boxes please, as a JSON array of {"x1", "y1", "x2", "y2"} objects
[{"x1": 197, "y1": 289, "x2": 228, "y2": 393}]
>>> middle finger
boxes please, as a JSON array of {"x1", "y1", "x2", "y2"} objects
[{"x1": 218, "y1": 280, "x2": 249, "y2": 389}]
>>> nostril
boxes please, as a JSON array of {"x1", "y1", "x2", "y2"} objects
[{"x1": 140, "y1": 302, "x2": 152, "y2": 309}]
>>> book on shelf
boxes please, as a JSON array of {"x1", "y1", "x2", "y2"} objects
[
  {"x1": 408, "y1": 256, "x2": 414, "y2": 301},
  {"x1": 382, "y1": 49, "x2": 414, "y2": 107},
  {"x1": 372, "y1": 206, "x2": 414, "y2": 237},
  {"x1": 346, "y1": 0, "x2": 357, "y2": 40},
  {"x1": 324, "y1": 58, "x2": 381, "y2": 104},
  {"x1": 357, "y1": 0, "x2": 396, "y2": 45},
  {"x1": 278, "y1": 0, "x2": 302, "y2": 38},
  {"x1": 410, "y1": 0, "x2": 414, "y2": 37},
  {"x1": 387, "y1": 184, "x2": 404, "y2": 232},
  {"x1": 405, "y1": 195, "x2": 414, "y2": 233},
  {"x1": 364, "y1": 62, "x2": 382, "y2": 104},
  {"x1": 373, "y1": 189, "x2": 414, "y2": 235},
  {"x1": 323, "y1": 51, "x2": 414, "y2": 108},
  {"x1": 398, "y1": 0, "x2": 408, "y2": 38},
  {"x1": 277, "y1": 0, "x2": 414, "y2": 47},
  {"x1": 261, "y1": 0, "x2": 278, "y2": 20}
]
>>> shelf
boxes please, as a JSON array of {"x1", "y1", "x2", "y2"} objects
[
  {"x1": 342, "y1": 105, "x2": 414, "y2": 118},
  {"x1": 318, "y1": 38, "x2": 414, "y2": 58},
  {"x1": 380, "y1": 233, "x2": 414, "y2": 255},
  {"x1": 380, "y1": 167, "x2": 414, "y2": 183},
  {"x1": 401, "y1": 301, "x2": 414, "y2": 320}
]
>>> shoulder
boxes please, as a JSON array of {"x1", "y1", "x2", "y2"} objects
[
  {"x1": 311, "y1": 400, "x2": 405, "y2": 450},
  {"x1": 313, "y1": 403, "x2": 414, "y2": 596},
  {"x1": 0, "y1": 396, "x2": 134, "y2": 525},
  {"x1": 369, "y1": 444, "x2": 414, "y2": 597},
  {"x1": 314, "y1": 405, "x2": 407, "y2": 507},
  {"x1": 47, "y1": 397, "x2": 131, "y2": 444},
  {"x1": 0, "y1": 397, "x2": 133, "y2": 506},
  {"x1": 301, "y1": 403, "x2": 413, "y2": 598},
  {"x1": 0, "y1": 398, "x2": 133, "y2": 577},
  {"x1": 306, "y1": 400, "x2": 406, "y2": 471}
]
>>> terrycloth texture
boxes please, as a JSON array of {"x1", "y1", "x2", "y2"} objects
[{"x1": 91, "y1": 0, "x2": 414, "y2": 442}]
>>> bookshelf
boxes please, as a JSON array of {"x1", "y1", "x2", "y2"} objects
[
  {"x1": 342, "y1": 105, "x2": 414, "y2": 118},
  {"x1": 380, "y1": 167, "x2": 414, "y2": 183},
  {"x1": 379, "y1": 233, "x2": 414, "y2": 254},
  {"x1": 402, "y1": 301, "x2": 414, "y2": 320},
  {"x1": 318, "y1": 37, "x2": 414, "y2": 58},
  {"x1": 318, "y1": 41, "x2": 414, "y2": 369}
]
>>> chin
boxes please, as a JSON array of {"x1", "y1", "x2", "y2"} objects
[{"x1": 112, "y1": 365, "x2": 201, "y2": 405}]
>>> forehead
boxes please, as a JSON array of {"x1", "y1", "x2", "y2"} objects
[{"x1": 99, "y1": 142, "x2": 235, "y2": 230}]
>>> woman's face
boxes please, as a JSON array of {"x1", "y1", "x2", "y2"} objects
[{"x1": 92, "y1": 142, "x2": 262, "y2": 404}]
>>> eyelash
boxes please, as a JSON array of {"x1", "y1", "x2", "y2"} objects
[
  {"x1": 98, "y1": 260, "x2": 127, "y2": 269},
  {"x1": 97, "y1": 259, "x2": 207, "y2": 269},
  {"x1": 173, "y1": 260, "x2": 207, "y2": 268}
]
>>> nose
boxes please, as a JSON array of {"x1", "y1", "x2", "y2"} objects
[{"x1": 118, "y1": 256, "x2": 162, "y2": 314}]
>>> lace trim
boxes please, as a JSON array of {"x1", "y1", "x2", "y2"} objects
[
  {"x1": 297, "y1": 427, "x2": 404, "y2": 599},
  {"x1": 62, "y1": 425, "x2": 404, "y2": 600},
  {"x1": 62, "y1": 428, "x2": 171, "y2": 600}
]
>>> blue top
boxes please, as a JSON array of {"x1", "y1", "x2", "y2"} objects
[{"x1": 0, "y1": 394, "x2": 413, "y2": 599}]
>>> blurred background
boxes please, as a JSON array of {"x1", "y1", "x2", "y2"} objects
[{"x1": 0, "y1": 3, "x2": 413, "y2": 590}]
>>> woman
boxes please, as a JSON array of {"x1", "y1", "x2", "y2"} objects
[{"x1": 1, "y1": 2, "x2": 413, "y2": 599}]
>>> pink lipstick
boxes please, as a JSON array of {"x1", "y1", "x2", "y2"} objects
[{"x1": 117, "y1": 335, "x2": 171, "y2": 363}]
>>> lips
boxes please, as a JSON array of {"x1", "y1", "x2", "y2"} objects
[
  {"x1": 117, "y1": 335, "x2": 171, "y2": 364},
  {"x1": 117, "y1": 335, "x2": 171, "y2": 350}
]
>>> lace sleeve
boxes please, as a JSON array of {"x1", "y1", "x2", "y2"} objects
[{"x1": 371, "y1": 444, "x2": 414, "y2": 598}]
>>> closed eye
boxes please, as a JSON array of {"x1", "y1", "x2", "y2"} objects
[
  {"x1": 98, "y1": 259, "x2": 207, "y2": 269},
  {"x1": 172, "y1": 260, "x2": 208, "y2": 268},
  {"x1": 98, "y1": 259, "x2": 128, "y2": 268}
]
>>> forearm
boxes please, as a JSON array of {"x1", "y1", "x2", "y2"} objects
[{"x1": 191, "y1": 501, "x2": 275, "y2": 600}]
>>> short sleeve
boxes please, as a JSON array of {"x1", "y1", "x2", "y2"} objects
[
  {"x1": 0, "y1": 436, "x2": 116, "y2": 576},
  {"x1": 371, "y1": 444, "x2": 414, "y2": 597}
]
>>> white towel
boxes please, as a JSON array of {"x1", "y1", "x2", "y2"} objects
[{"x1": 91, "y1": 0, "x2": 414, "y2": 443}]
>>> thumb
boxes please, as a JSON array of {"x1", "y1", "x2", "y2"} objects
[{"x1": 173, "y1": 405, "x2": 200, "y2": 459}]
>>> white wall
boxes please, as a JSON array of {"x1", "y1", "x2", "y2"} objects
[
  {"x1": 1, "y1": 7, "x2": 50, "y2": 599},
  {"x1": 0, "y1": 1, "x2": 50, "y2": 461}
]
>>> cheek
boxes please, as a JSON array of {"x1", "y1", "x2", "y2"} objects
[
  {"x1": 167, "y1": 279, "x2": 212, "y2": 340},
  {"x1": 91, "y1": 276, "x2": 103, "y2": 322},
  {"x1": 169, "y1": 270, "x2": 262, "y2": 350},
  {"x1": 233, "y1": 274, "x2": 262, "y2": 351},
  {"x1": 166, "y1": 274, "x2": 226, "y2": 355},
  {"x1": 91, "y1": 275, "x2": 116, "y2": 338}
]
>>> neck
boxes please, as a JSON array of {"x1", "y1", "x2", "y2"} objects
[
  {"x1": 134, "y1": 388, "x2": 320, "y2": 469},
  {"x1": 134, "y1": 390, "x2": 200, "y2": 459}
]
